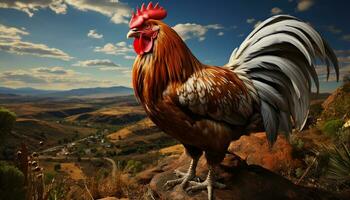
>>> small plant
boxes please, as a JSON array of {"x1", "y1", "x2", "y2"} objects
[
  {"x1": 44, "y1": 172, "x2": 56, "y2": 185},
  {"x1": 45, "y1": 178, "x2": 68, "y2": 200},
  {"x1": 16, "y1": 143, "x2": 67, "y2": 200},
  {"x1": 125, "y1": 160, "x2": 143, "y2": 174},
  {"x1": 295, "y1": 167, "x2": 304, "y2": 178},
  {"x1": 322, "y1": 119, "x2": 344, "y2": 137},
  {"x1": 290, "y1": 134, "x2": 305, "y2": 150},
  {"x1": 339, "y1": 127, "x2": 350, "y2": 145},
  {"x1": 326, "y1": 144, "x2": 350, "y2": 183}
]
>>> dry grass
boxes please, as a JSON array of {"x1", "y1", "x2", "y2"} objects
[
  {"x1": 99, "y1": 106, "x2": 145, "y2": 116},
  {"x1": 107, "y1": 127, "x2": 133, "y2": 141},
  {"x1": 60, "y1": 163, "x2": 85, "y2": 180},
  {"x1": 159, "y1": 144, "x2": 184, "y2": 155},
  {"x1": 107, "y1": 118, "x2": 155, "y2": 142},
  {"x1": 85, "y1": 167, "x2": 148, "y2": 199},
  {"x1": 66, "y1": 106, "x2": 145, "y2": 122}
]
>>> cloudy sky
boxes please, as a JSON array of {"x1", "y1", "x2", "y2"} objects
[{"x1": 0, "y1": 0, "x2": 349, "y2": 92}]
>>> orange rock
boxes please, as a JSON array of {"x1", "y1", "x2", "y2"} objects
[{"x1": 228, "y1": 132, "x2": 300, "y2": 172}]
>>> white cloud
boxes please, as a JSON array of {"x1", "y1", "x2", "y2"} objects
[
  {"x1": 271, "y1": 7, "x2": 283, "y2": 15},
  {"x1": 338, "y1": 56, "x2": 350, "y2": 63},
  {"x1": 33, "y1": 66, "x2": 74, "y2": 75},
  {"x1": 87, "y1": 29, "x2": 103, "y2": 39},
  {"x1": 0, "y1": 24, "x2": 28, "y2": 41},
  {"x1": 73, "y1": 59, "x2": 120, "y2": 67},
  {"x1": 342, "y1": 34, "x2": 350, "y2": 42},
  {"x1": 297, "y1": 0, "x2": 314, "y2": 12},
  {"x1": 217, "y1": 32, "x2": 224, "y2": 36},
  {"x1": 325, "y1": 25, "x2": 342, "y2": 34},
  {"x1": 0, "y1": 23, "x2": 72, "y2": 60},
  {"x1": 0, "y1": 0, "x2": 131, "y2": 24},
  {"x1": 65, "y1": 0, "x2": 131, "y2": 24},
  {"x1": 246, "y1": 18, "x2": 255, "y2": 24},
  {"x1": 0, "y1": 66, "x2": 76, "y2": 85},
  {"x1": 335, "y1": 50, "x2": 350, "y2": 55},
  {"x1": 124, "y1": 55, "x2": 136, "y2": 60},
  {"x1": 173, "y1": 23, "x2": 224, "y2": 41},
  {"x1": 0, "y1": 0, "x2": 67, "y2": 17},
  {"x1": 317, "y1": 64, "x2": 350, "y2": 82},
  {"x1": 0, "y1": 70, "x2": 48, "y2": 84},
  {"x1": 94, "y1": 42, "x2": 133, "y2": 57},
  {"x1": 0, "y1": 67, "x2": 117, "y2": 89},
  {"x1": 99, "y1": 67, "x2": 121, "y2": 71}
]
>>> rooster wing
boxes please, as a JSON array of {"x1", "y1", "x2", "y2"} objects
[{"x1": 176, "y1": 67, "x2": 254, "y2": 127}]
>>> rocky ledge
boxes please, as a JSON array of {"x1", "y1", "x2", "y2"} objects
[{"x1": 142, "y1": 132, "x2": 348, "y2": 200}]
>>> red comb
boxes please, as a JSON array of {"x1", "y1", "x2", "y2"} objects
[{"x1": 129, "y1": 2, "x2": 167, "y2": 29}]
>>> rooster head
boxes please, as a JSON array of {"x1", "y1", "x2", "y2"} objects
[{"x1": 126, "y1": 2, "x2": 167, "y2": 55}]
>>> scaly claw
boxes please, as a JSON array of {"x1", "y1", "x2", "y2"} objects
[
  {"x1": 164, "y1": 171, "x2": 194, "y2": 189},
  {"x1": 186, "y1": 166, "x2": 226, "y2": 200},
  {"x1": 174, "y1": 169, "x2": 187, "y2": 177},
  {"x1": 163, "y1": 158, "x2": 199, "y2": 190}
]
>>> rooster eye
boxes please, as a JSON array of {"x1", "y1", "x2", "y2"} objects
[{"x1": 144, "y1": 24, "x2": 151, "y2": 30}]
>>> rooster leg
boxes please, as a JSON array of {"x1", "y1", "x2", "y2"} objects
[
  {"x1": 186, "y1": 165, "x2": 225, "y2": 200},
  {"x1": 164, "y1": 157, "x2": 199, "y2": 189}
]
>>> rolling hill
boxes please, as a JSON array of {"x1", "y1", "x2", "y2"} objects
[{"x1": 0, "y1": 86, "x2": 133, "y2": 98}]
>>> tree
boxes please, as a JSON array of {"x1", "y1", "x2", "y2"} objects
[
  {"x1": 0, "y1": 107, "x2": 16, "y2": 137},
  {"x1": 0, "y1": 161, "x2": 25, "y2": 200}
]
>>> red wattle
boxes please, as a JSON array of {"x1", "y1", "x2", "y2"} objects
[
  {"x1": 133, "y1": 34, "x2": 153, "y2": 55},
  {"x1": 133, "y1": 37, "x2": 142, "y2": 55}
]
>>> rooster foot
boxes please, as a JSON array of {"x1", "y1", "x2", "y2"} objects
[
  {"x1": 186, "y1": 166, "x2": 226, "y2": 200},
  {"x1": 164, "y1": 159, "x2": 199, "y2": 190},
  {"x1": 164, "y1": 170, "x2": 196, "y2": 190}
]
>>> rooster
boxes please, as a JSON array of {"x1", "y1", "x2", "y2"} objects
[{"x1": 126, "y1": 2, "x2": 339, "y2": 199}]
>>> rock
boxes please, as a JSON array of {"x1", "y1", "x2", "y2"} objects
[
  {"x1": 136, "y1": 154, "x2": 181, "y2": 184},
  {"x1": 136, "y1": 166, "x2": 164, "y2": 184},
  {"x1": 149, "y1": 154, "x2": 345, "y2": 200},
  {"x1": 228, "y1": 132, "x2": 300, "y2": 172}
]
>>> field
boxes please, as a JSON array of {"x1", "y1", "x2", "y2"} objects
[
  {"x1": 0, "y1": 93, "x2": 182, "y2": 199},
  {"x1": 0, "y1": 85, "x2": 349, "y2": 199}
]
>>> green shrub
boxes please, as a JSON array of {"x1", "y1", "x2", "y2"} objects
[
  {"x1": 290, "y1": 134, "x2": 305, "y2": 150},
  {"x1": 322, "y1": 119, "x2": 344, "y2": 137},
  {"x1": 0, "y1": 107, "x2": 16, "y2": 137},
  {"x1": 0, "y1": 161, "x2": 25, "y2": 200},
  {"x1": 125, "y1": 160, "x2": 143, "y2": 174},
  {"x1": 44, "y1": 171, "x2": 57, "y2": 184}
]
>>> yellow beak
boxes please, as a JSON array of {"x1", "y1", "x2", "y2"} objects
[{"x1": 127, "y1": 29, "x2": 139, "y2": 38}]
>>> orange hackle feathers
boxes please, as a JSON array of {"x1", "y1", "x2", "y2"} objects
[{"x1": 132, "y1": 20, "x2": 202, "y2": 105}]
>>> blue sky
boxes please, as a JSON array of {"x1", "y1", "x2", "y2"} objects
[{"x1": 0, "y1": 0, "x2": 349, "y2": 92}]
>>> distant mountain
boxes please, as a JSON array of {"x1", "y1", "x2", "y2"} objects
[
  {"x1": 0, "y1": 87, "x2": 58, "y2": 95},
  {"x1": 45, "y1": 86, "x2": 133, "y2": 98},
  {"x1": 0, "y1": 86, "x2": 133, "y2": 98}
]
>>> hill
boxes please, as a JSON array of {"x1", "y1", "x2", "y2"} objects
[
  {"x1": 321, "y1": 82, "x2": 350, "y2": 120},
  {"x1": 0, "y1": 86, "x2": 133, "y2": 98},
  {"x1": 0, "y1": 87, "x2": 58, "y2": 95}
]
